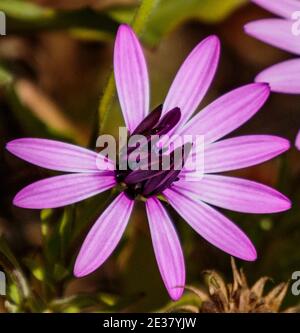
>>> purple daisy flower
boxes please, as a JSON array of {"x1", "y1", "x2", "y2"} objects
[
  {"x1": 6, "y1": 24, "x2": 291, "y2": 301},
  {"x1": 245, "y1": 0, "x2": 300, "y2": 94}
]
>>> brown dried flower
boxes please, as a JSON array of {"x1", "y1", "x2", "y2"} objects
[{"x1": 171, "y1": 258, "x2": 299, "y2": 313}]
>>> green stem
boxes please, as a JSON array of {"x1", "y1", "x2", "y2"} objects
[
  {"x1": 98, "y1": 0, "x2": 159, "y2": 134},
  {"x1": 131, "y1": 0, "x2": 159, "y2": 35}
]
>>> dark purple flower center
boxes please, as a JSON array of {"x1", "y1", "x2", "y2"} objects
[{"x1": 115, "y1": 105, "x2": 192, "y2": 199}]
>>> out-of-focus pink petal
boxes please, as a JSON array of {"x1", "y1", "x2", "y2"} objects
[
  {"x1": 252, "y1": 0, "x2": 300, "y2": 19},
  {"x1": 6, "y1": 138, "x2": 114, "y2": 172},
  {"x1": 256, "y1": 58, "x2": 300, "y2": 94},
  {"x1": 146, "y1": 197, "x2": 185, "y2": 301},
  {"x1": 179, "y1": 83, "x2": 270, "y2": 144},
  {"x1": 114, "y1": 24, "x2": 149, "y2": 133},
  {"x1": 295, "y1": 129, "x2": 300, "y2": 150},
  {"x1": 202, "y1": 135, "x2": 290, "y2": 173},
  {"x1": 174, "y1": 175, "x2": 291, "y2": 214},
  {"x1": 244, "y1": 19, "x2": 300, "y2": 55},
  {"x1": 162, "y1": 35, "x2": 220, "y2": 131},
  {"x1": 74, "y1": 193, "x2": 133, "y2": 277},
  {"x1": 163, "y1": 188, "x2": 257, "y2": 261},
  {"x1": 13, "y1": 173, "x2": 116, "y2": 209}
]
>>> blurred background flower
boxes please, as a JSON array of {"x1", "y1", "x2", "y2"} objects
[{"x1": 1, "y1": 0, "x2": 300, "y2": 313}]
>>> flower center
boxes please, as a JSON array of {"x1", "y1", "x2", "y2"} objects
[{"x1": 115, "y1": 105, "x2": 192, "y2": 199}]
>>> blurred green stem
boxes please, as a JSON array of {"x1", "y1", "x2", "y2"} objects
[{"x1": 98, "y1": 0, "x2": 159, "y2": 134}]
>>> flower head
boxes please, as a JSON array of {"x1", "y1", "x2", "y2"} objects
[
  {"x1": 245, "y1": 0, "x2": 300, "y2": 94},
  {"x1": 6, "y1": 24, "x2": 291, "y2": 301}
]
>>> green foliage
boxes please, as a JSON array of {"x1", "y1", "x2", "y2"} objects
[
  {"x1": 0, "y1": 65, "x2": 13, "y2": 87},
  {"x1": 110, "y1": 0, "x2": 247, "y2": 45},
  {"x1": 0, "y1": 0, "x2": 53, "y2": 21},
  {"x1": 0, "y1": 0, "x2": 246, "y2": 43},
  {"x1": 0, "y1": 213, "x2": 121, "y2": 312}
]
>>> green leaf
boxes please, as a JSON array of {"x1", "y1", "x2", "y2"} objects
[
  {"x1": 23, "y1": 258, "x2": 45, "y2": 282},
  {"x1": 0, "y1": 236, "x2": 31, "y2": 305},
  {"x1": 41, "y1": 209, "x2": 53, "y2": 238},
  {"x1": 109, "y1": 0, "x2": 247, "y2": 45},
  {"x1": 0, "y1": 235, "x2": 21, "y2": 270},
  {"x1": 40, "y1": 209, "x2": 61, "y2": 265},
  {"x1": 147, "y1": 0, "x2": 246, "y2": 45},
  {"x1": 160, "y1": 289, "x2": 202, "y2": 312},
  {"x1": 0, "y1": 0, "x2": 54, "y2": 21},
  {"x1": 40, "y1": 207, "x2": 74, "y2": 282},
  {"x1": 50, "y1": 292, "x2": 118, "y2": 312},
  {"x1": 53, "y1": 263, "x2": 69, "y2": 282},
  {"x1": 0, "y1": 65, "x2": 13, "y2": 87},
  {"x1": 59, "y1": 206, "x2": 75, "y2": 261},
  {"x1": 7, "y1": 283, "x2": 22, "y2": 306},
  {"x1": 6, "y1": 8, "x2": 119, "y2": 36}
]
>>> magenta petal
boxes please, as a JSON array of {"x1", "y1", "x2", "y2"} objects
[
  {"x1": 244, "y1": 19, "x2": 300, "y2": 56},
  {"x1": 74, "y1": 193, "x2": 134, "y2": 277},
  {"x1": 252, "y1": 0, "x2": 300, "y2": 19},
  {"x1": 6, "y1": 138, "x2": 113, "y2": 172},
  {"x1": 203, "y1": 135, "x2": 290, "y2": 173},
  {"x1": 179, "y1": 83, "x2": 270, "y2": 144},
  {"x1": 174, "y1": 175, "x2": 291, "y2": 214},
  {"x1": 256, "y1": 59, "x2": 300, "y2": 94},
  {"x1": 13, "y1": 173, "x2": 116, "y2": 209},
  {"x1": 146, "y1": 197, "x2": 185, "y2": 301},
  {"x1": 295, "y1": 130, "x2": 300, "y2": 150},
  {"x1": 114, "y1": 24, "x2": 150, "y2": 133},
  {"x1": 162, "y1": 35, "x2": 220, "y2": 130},
  {"x1": 164, "y1": 188, "x2": 257, "y2": 261}
]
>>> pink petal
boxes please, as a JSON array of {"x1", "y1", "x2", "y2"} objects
[
  {"x1": 244, "y1": 19, "x2": 300, "y2": 55},
  {"x1": 295, "y1": 129, "x2": 300, "y2": 150},
  {"x1": 202, "y1": 135, "x2": 290, "y2": 173},
  {"x1": 252, "y1": 0, "x2": 300, "y2": 19},
  {"x1": 164, "y1": 188, "x2": 257, "y2": 261},
  {"x1": 179, "y1": 83, "x2": 270, "y2": 144},
  {"x1": 146, "y1": 197, "x2": 185, "y2": 300},
  {"x1": 13, "y1": 173, "x2": 116, "y2": 209},
  {"x1": 162, "y1": 35, "x2": 220, "y2": 131},
  {"x1": 74, "y1": 193, "x2": 133, "y2": 277},
  {"x1": 6, "y1": 138, "x2": 113, "y2": 172},
  {"x1": 174, "y1": 175, "x2": 291, "y2": 214},
  {"x1": 114, "y1": 24, "x2": 150, "y2": 133},
  {"x1": 256, "y1": 58, "x2": 300, "y2": 94}
]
